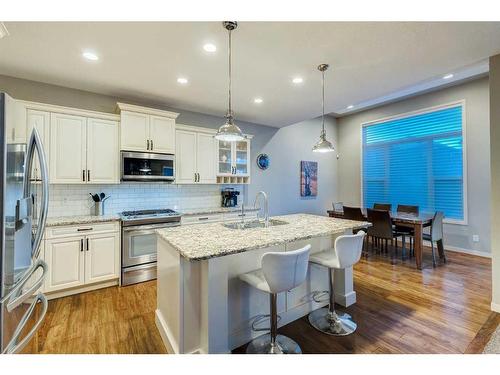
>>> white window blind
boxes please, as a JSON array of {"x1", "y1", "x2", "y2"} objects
[{"x1": 362, "y1": 103, "x2": 465, "y2": 222}]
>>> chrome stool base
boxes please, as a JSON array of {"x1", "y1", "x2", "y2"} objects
[
  {"x1": 308, "y1": 307, "x2": 357, "y2": 336},
  {"x1": 246, "y1": 333, "x2": 302, "y2": 354}
]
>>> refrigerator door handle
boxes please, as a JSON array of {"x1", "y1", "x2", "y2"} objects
[
  {"x1": 2, "y1": 293, "x2": 48, "y2": 354},
  {"x1": 23, "y1": 127, "x2": 49, "y2": 260},
  {"x1": 4, "y1": 259, "x2": 47, "y2": 312}
]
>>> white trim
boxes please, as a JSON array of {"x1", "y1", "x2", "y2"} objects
[
  {"x1": 116, "y1": 102, "x2": 179, "y2": 119},
  {"x1": 360, "y1": 100, "x2": 468, "y2": 225},
  {"x1": 491, "y1": 302, "x2": 500, "y2": 313},
  {"x1": 155, "y1": 309, "x2": 178, "y2": 354},
  {"x1": 335, "y1": 60, "x2": 488, "y2": 116},
  {"x1": 44, "y1": 279, "x2": 119, "y2": 300},
  {"x1": 439, "y1": 243, "x2": 491, "y2": 258},
  {"x1": 18, "y1": 99, "x2": 120, "y2": 121}
]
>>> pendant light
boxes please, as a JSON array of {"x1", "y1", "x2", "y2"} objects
[
  {"x1": 312, "y1": 64, "x2": 335, "y2": 153},
  {"x1": 215, "y1": 21, "x2": 245, "y2": 142}
]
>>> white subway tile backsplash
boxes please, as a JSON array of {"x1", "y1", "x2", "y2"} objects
[{"x1": 45, "y1": 183, "x2": 226, "y2": 217}]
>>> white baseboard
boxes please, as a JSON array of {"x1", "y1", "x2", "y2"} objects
[
  {"x1": 155, "y1": 309, "x2": 178, "y2": 354},
  {"x1": 491, "y1": 302, "x2": 500, "y2": 313},
  {"x1": 417, "y1": 239, "x2": 491, "y2": 258}
]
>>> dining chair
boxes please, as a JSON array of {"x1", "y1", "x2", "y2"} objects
[
  {"x1": 423, "y1": 211, "x2": 445, "y2": 267},
  {"x1": 373, "y1": 203, "x2": 392, "y2": 211},
  {"x1": 343, "y1": 206, "x2": 365, "y2": 221},
  {"x1": 366, "y1": 209, "x2": 402, "y2": 255},
  {"x1": 395, "y1": 205, "x2": 419, "y2": 257}
]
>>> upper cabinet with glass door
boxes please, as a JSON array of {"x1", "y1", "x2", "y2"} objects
[{"x1": 216, "y1": 136, "x2": 252, "y2": 184}]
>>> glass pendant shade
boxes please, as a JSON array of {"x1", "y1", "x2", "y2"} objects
[
  {"x1": 214, "y1": 112, "x2": 245, "y2": 141},
  {"x1": 312, "y1": 130, "x2": 335, "y2": 153}
]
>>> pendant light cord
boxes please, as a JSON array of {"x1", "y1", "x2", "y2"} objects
[
  {"x1": 228, "y1": 28, "x2": 232, "y2": 116},
  {"x1": 322, "y1": 69, "x2": 325, "y2": 134}
]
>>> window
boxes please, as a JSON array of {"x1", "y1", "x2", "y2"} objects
[{"x1": 362, "y1": 102, "x2": 465, "y2": 223}]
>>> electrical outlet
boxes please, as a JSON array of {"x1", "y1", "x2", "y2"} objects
[{"x1": 472, "y1": 235, "x2": 480, "y2": 243}]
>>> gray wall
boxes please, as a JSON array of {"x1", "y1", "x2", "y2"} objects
[
  {"x1": 489, "y1": 55, "x2": 500, "y2": 311},
  {"x1": 337, "y1": 77, "x2": 491, "y2": 255},
  {"x1": 0, "y1": 74, "x2": 339, "y2": 216}
]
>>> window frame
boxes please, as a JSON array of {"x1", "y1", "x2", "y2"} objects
[{"x1": 359, "y1": 100, "x2": 468, "y2": 225}]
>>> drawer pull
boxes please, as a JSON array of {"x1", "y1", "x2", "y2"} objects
[
  {"x1": 77, "y1": 227, "x2": 93, "y2": 232},
  {"x1": 198, "y1": 217, "x2": 209, "y2": 221}
]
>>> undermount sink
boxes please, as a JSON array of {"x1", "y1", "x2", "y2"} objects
[{"x1": 223, "y1": 219, "x2": 289, "y2": 230}]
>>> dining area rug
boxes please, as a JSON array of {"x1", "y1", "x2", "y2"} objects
[{"x1": 483, "y1": 324, "x2": 500, "y2": 353}]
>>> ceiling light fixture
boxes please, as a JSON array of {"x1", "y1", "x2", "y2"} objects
[
  {"x1": 82, "y1": 51, "x2": 99, "y2": 61},
  {"x1": 443, "y1": 73, "x2": 454, "y2": 80},
  {"x1": 347, "y1": 105, "x2": 354, "y2": 109},
  {"x1": 254, "y1": 98, "x2": 263, "y2": 104},
  {"x1": 292, "y1": 77, "x2": 303, "y2": 84},
  {"x1": 0, "y1": 22, "x2": 9, "y2": 39},
  {"x1": 177, "y1": 77, "x2": 188, "y2": 84},
  {"x1": 312, "y1": 64, "x2": 335, "y2": 153},
  {"x1": 214, "y1": 21, "x2": 245, "y2": 142},
  {"x1": 203, "y1": 43, "x2": 217, "y2": 52}
]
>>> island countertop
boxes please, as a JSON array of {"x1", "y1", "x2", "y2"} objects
[{"x1": 156, "y1": 213, "x2": 371, "y2": 261}]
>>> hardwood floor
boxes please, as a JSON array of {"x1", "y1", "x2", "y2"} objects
[
  {"x1": 25, "y1": 281, "x2": 167, "y2": 354},
  {"x1": 25, "y1": 247, "x2": 493, "y2": 354},
  {"x1": 235, "y1": 248, "x2": 493, "y2": 354}
]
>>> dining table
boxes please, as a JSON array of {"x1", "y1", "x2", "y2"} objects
[{"x1": 327, "y1": 209, "x2": 443, "y2": 270}]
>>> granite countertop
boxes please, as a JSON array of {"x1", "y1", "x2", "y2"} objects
[
  {"x1": 45, "y1": 214, "x2": 121, "y2": 227},
  {"x1": 157, "y1": 213, "x2": 371, "y2": 261},
  {"x1": 180, "y1": 206, "x2": 260, "y2": 216}
]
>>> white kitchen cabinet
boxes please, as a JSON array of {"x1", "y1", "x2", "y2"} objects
[
  {"x1": 26, "y1": 109, "x2": 50, "y2": 181},
  {"x1": 87, "y1": 118, "x2": 119, "y2": 183},
  {"x1": 50, "y1": 114, "x2": 119, "y2": 184},
  {"x1": 85, "y1": 232, "x2": 120, "y2": 284},
  {"x1": 4, "y1": 94, "x2": 27, "y2": 143},
  {"x1": 119, "y1": 111, "x2": 149, "y2": 152},
  {"x1": 44, "y1": 222, "x2": 120, "y2": 294},
  {"x1": 175, "y1": 129, "x2": 197, "y2": 183},
  {"x1": 217, "y1": 139, "x2": 250, "y2": 177},
  {"x1": 44, "y1": 236, "x2": 85, "y2": 292},
  {"x1": 175, "y1": 126, "x2": 216, "y2": 184},
  {"x1": 150, "y1": 115, "x2": 175, "y2": 154},
  {"x1": 196, "y1": 132, "x2": 217, "y2": 183},
  {"x1": 117, "y1": 103, "x2": 179, "y2": 153},
  {"x1": 49, "y1": 113, "x2": 87, "y2": 184}
]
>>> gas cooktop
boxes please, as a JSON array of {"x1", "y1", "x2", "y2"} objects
[{"x1": 120, "y1": 209, "x2": 182, "y2": 226}]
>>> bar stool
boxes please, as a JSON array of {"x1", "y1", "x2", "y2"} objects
[
  {"x1": 239, "y1": 244, "x2": 311, "y2": 354},
  {"x1": 308, "y1": 231, "x2": 365, "y2": 336}
]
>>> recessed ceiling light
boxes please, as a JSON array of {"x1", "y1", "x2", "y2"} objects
[
  {"x1": 203, "y1": 43, "x2": 217, "y2": 52},
  {"x1": 82, "y1": 51, "x2": 99, "y2": 61},
  {"x1": 292, "y1": 77, "x2": 303, "y2": 84},
  {"x1": 177, "y1": 77, "x2": 188, "y2": 84},
  {"x1": 254, "y1": 98, "x2": 263, "y2": 104},
  {"x1": 347, "y1": 105, "x2": 354, "y2": 109},
  {"x1": 443, "y1": 73, "x2": 454, "y2": 80},
  {"x1": 0, "y1": 22, "x2": 9, "y2": 39}
]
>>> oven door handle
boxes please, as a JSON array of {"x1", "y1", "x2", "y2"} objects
[{"x1": 122, "y1": 223, "x2": 180, "y2": 232}]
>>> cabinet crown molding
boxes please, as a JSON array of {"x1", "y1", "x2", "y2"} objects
[
  {"x1": 18, "y1": 100, "x2": 120, "y2": 121},
  {"x1": 116, "y1": 102, "x2": 180, "y2": 119}
]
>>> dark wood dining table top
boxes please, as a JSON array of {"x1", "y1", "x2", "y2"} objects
[{"x1": 327, "y1": 209, "x2": 433, "y2": 225}]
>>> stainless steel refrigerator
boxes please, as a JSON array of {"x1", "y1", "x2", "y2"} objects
[{"x1": 0, "y1": 93, "x2": 49, "y2": 354}]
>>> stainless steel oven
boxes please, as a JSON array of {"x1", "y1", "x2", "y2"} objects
[
  {"x1": 120, "y1": 209, "x2": 181, "y2": 286},
  {"x1": 121, "y1": 151, "x2": 175, "y2": 182}
]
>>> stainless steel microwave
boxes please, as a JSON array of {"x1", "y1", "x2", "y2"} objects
[{"x1": 121, "y1": 151, "x2": 175, "y2": 182}]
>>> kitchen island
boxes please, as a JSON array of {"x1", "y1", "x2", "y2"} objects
[{"x1": 155, "y1": 213, "x2": 370, "y2": 354}]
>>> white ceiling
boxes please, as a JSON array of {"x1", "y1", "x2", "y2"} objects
[{"x1": 1, "y1": 22, "x2": 500, "y2": 127}]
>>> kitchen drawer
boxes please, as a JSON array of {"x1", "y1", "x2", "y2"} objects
[
  {"x1": 45, "y1": 222, "x2": 120, "y2": 239},
  {"x1": 223, "y1": 211, "x2": 258, "y2": 222},
  {"x1": 181, "y1": 213, "x2": 224, "y2": 225}
]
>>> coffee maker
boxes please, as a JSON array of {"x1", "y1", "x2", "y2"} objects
[{"x1": 221, "y1": 188, "x2": 240, "y2": 207}]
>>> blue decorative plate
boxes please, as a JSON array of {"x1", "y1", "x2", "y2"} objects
[{"x1": 256, "y1": 153, "x2": 270, "y2": 170}]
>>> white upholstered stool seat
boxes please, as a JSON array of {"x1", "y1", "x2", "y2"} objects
[
  {"x1": 239, "y1": 269, "x2": 270, "y2": 293},
  {"x1": 308, "y1": 231, "x2": 366, "y2": 336},
  {"x1": 309, "y1": 251, "x2": 341, "y2": 269},
  {"x1": 239, "y1": 244, "x2": 311, "y2": 354}
]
